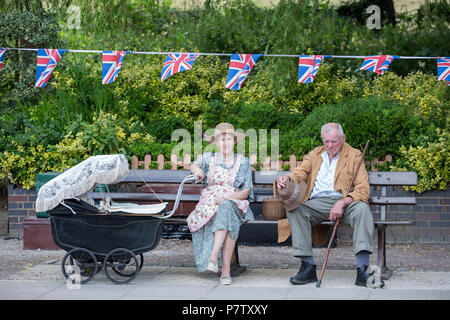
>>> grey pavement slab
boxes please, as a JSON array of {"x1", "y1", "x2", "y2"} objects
[
  {"x1": 1, "y1": 264, "x2": 449, "y2": 300},
  {"x1": 0, "y1": 281, "x2": 63, "y2": 300},
  {"x1": 368, "y1": 289, "x2": 450, "y2": 300},
  {"x1": 287, "y1": 286, "x2": 371, "y2": 300}
]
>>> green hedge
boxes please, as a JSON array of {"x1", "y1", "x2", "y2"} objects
[
  {"x1": 279, "y1": 96, "x2": 426, "y2": 161},
  {"x1": 0, "y1": 0, "x2": 448, "y2": 192}
]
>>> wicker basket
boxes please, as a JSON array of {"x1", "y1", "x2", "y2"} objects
[{"x1": 262, "y1": 181, "x2": 286, "y2": 221}]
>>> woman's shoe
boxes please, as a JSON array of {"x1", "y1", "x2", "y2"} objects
[
  {"x1": 207, "y1": 261, "x2": 219, "y2": 273},
  {"x1": 219, "y1": 276, "x2": 232, "y2": 285}
]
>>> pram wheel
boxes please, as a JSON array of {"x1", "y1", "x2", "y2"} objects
[
  {"x1": 62, "y1": 247, "x2": 98, "y2": 284},
  {"x1": 113, "y1": 253, "x2": 144, "y2": 274},
  {"x1": 138, "y1": 253, "x2": 144, "y2": 271},
  {"x1": 104, "y1": 248, "x2": 139, "y2": 284}
]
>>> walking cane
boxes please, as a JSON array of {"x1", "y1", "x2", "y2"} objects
[{"x1": 316, "y1": 140, "x2": 369, "y2": 288}]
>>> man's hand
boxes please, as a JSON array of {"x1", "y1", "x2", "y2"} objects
[
  {"x1": 329, "y1": 197, "x2": 353, "y2": 221},
  {"x1": 277, "y1": 175, "x2": 290, "y2": 189},
  {"x1": 329, "y1": 200, "x2": 345, "y2": 221}
]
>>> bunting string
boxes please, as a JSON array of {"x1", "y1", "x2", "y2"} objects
[{"x1": 0, "y1": 47, "x2": 448, "y2": 88}]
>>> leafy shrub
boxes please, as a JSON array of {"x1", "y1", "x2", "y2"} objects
[
  {"x1": 0, "y1": 134, "x2": 89, "y2": 189},
  {"x1": 0, "y1": 110, "x2": 159, "y2": 188},
  {"x1": 362, "y1": 71, "x2": 450, "y2": 126},
  {"x1": 177, "y1": 0, "x2": 267, "y2": 54},
  {"x1": 111, "y1": 54, "x2": 228, "y2": 118},
  {"x1": 279, "y1": 96, "x2": 425, "y2": 160},
  {"x1": 1, "y1": 0, "x2": 448, "y2": 191},
  {"x1": 336, "y1": 0, "x2": 397, "y2": 26},
  {"x1": 221, "y1": 62, "x2": 363, "y2": 114},
  {"x1": 0, "y1": 9, "x2": 65, "y2": 108},
  {"x1": 202, "y1": 100, "x2": 303, "y2": 131},
  {"x1": 390, "y1": 128, "x2": 449, "y2": 192},
  {"x1": 126, "y1": 132, "x2": 175, "y2": 159}
]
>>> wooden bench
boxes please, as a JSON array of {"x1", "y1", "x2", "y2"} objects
[{"x1": 87, "y1": 169, "x2": 417, "y2": 280}]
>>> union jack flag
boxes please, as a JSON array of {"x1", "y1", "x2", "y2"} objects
[
  {"x1": 161, "y1": 53, "x2": 200, "y2": 81},
  {"x1": 360, "y1": 55, "x2": 397, "y2": 75},
  {"x1": 437, "y1": 57, "x2": 450, "y2": 84},
  {"x1": 298, "y1": 55, "x2": 324, "y2": 84},
  {"x1": 0, "y1": 48, "x2": 6, "y2": 71},
  {"x1": 35, "y1": 49, "x2": 67, "y2": 87},
  {"x1": 225, "y1": 54, "x2": 261, "y2": 90},
  {"x1": 102, "y1": 51, "x2": 127, "y2": 85}
]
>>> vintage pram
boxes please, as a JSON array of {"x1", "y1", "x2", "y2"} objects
[{"x1": 35, "y1": 154, "x2": 195, "y2": 285}]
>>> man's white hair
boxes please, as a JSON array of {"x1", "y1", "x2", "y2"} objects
[{"x1": 321, "y1": 123, "x2": 344, "y2": 138}]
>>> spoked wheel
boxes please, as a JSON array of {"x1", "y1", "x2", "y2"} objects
[
  {"x1": 62, "y1": 247, "x2": 98, "y2": 284},
  {"x1": 138, "y1": 253, "x2": 144, "y2": 271},
  {"x1": 111, "y1": 253, "x2": 144, "y2": 276},
  {"x1": 103, "y1": 248, "x2": 139, "y2": 284}
]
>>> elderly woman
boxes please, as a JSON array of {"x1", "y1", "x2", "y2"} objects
[{"x1": 187, "y1": 122, "x2": 254, "y2": 285}]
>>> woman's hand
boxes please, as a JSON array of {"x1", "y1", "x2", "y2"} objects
[
  {"x1": 223, "y1": 190, "x2": 235, "y2": 200},
  {"x1": 224, "y1": 189, "x2": 249, "y2": 201},
  {"x1": 192, "y1": 168, "x2": 205, "y2": 183}
]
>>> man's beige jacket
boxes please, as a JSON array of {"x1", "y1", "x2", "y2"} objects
[{"x1": 287, "y1": 142, "x2": 370, "y2": 204}]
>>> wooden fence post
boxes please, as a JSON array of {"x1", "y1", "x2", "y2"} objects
[
  {"x1": 130, "y1": 153, "x2": 392, "y2": 172},
  {"x1": 144, "y1": 154, "x2": 151, "y2": 170},
  {"x1": 157, "y1": 155, "x2": 165, "y2": 170},
  {"x1": 170, "y1": 154, "x2": 177, "y2": 170},
  {"x1": 183, "y1": 154, "x2": 191, "y2": 170},
  {"x1": 131, "y1": 155, "x2": 139, "y2": 169}
]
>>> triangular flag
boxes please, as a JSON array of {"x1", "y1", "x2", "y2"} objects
[
  {"x1": 161, "y1": 53, "x2": 200, "y2": 81},
  {"x1": 298, "y1": 55, "x2": 324, "y2": 84},
  {"x1": 359, "y1": 55, "x2": 397, "y2": 75},
  {"x1": 35, "y1": 49, "x2": 67, "y2": 87},
  {"x1": 102, "y1": 51, "x2": 127, "y2": 84},
  {"x1": 0, "y1": 48, "x2": 6, "y2": 71},
  {"x1": 437, "y1": 57, "x2": 450, "y2": 84},
  {"x1": 225, "y1": 54, "x2": 261, "y2": 90}
]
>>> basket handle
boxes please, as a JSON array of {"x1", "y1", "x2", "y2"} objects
[{"x1": 273, "y1": 180, "x2": 279, "y2": 199}]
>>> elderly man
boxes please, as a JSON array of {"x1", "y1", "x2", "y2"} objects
[{"x1": 278, "y1": 123, "x2": 374, "y2": 287}]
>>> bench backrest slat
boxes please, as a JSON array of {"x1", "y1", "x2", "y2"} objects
[
  {"x1": 123, "y1": 169, "x2": 191, "y2": 183},
  {"x1": 88, "y1": 192, "x2": 417, "y2": 206},
  {"x1": 123, "y1": 170, "x2": 418, "y2": 186},
  {"x1": 97, "y1": 170, "x2": 418, "y2": 211},
  {"x1": 368, "y1": 171, "x2": 418, "y2": 186},
  {"x1": 369, "y1": 196, "x2": 417, "y2": 205},
  {"x1": 253, "y1": 171, "x2": 289, "y2": 184}
]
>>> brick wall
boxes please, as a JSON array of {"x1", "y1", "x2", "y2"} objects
[
  {"x1": 7, "y1": 184, "x2": 450, "y2": 243},
  {"x1": 336, "y1": 186, "x2": 450, "y2": 244},
  {"x1": 7, "y1": 184, "x2": 36, "y2": 237}
]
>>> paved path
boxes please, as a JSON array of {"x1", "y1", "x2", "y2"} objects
[
  {"x1": 1, "y1": 238, "x2": 449, "y2": 308},
  {"x1": 1, "y1": 262, "x2": 449, "y2": 301}
]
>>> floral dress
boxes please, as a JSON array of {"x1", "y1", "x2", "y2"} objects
[{"x1": 187, "y1": 152, "x2": 254, "y2": 272}]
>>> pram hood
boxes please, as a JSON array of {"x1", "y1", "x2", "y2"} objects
[{"x1": 35, "y1": 154, "x2": 129, "y2": 212}]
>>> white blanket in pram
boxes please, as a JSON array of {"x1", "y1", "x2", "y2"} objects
[
  {"x1": 101, "y1": 197, "x2": 168, "y2": 215},
  {"x1": 36, "y1": 154, "x2": 129, "y2": 212}
]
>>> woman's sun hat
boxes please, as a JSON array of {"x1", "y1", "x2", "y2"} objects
[{"x1": 204, "y1": 122, "x2": 246, "y2": 144}]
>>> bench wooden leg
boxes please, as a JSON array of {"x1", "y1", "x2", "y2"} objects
[
  {"x1": 377, "y1": 224, "x2": 393, "y2": 280},
  {"x1": 230, "y1": 244, "x2": 247, "y2": 277}
]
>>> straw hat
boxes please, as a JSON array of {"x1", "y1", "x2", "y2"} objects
[
  {"x1": 278, "y1": 180, "x2": 308, "y2": 211},
  {"x1": 204, "y1": 122, "x2": 246, "y2": 144}
]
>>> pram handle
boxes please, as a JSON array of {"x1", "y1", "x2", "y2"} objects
[{"x1": 161, "y1": 174, "x2": 196, "y2": 219}]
